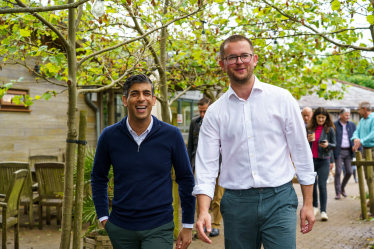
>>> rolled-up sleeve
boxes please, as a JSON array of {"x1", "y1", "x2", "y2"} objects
[
  {"x1": 283, "y1": 94, "x2": 316, "y2": 185},
  {"x1": 192, "y1": 110, "x2": 220, "y2": 199}
]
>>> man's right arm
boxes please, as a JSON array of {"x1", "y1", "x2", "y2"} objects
[
  {"x1": 192, "y1": 110, "x2": 220, "y2": 244},
  {"x1": 91, "y1": 129, "x2": 112, "y2": 225}
]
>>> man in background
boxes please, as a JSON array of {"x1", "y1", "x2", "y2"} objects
[
  {"x1": 188, "y1": 97, "x2": 223, "y2": 237},
  {"x1": 333, "y1": 108, "x2": 357, "y2": 199}
]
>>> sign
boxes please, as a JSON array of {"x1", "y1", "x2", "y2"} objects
[{"x1": 177, "y1": 114, "x2": 183, "y2": 124}]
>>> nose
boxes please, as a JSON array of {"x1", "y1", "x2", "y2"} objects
[{"x1": 138, "y1": 93, "x2": 145, "y2": 101}]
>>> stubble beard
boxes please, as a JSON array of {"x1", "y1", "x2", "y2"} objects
[{"x1": 228, "y1": 65, "x2": 254, "y2": 85}]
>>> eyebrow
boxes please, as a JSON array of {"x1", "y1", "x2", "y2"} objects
[{"x1": 129, "y1": 90, "x2": 152, "y2": 94}]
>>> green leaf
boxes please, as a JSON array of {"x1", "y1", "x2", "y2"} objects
[
  {"x1": 1, "y1": 38, "x2": 10, "y2": 45},
  {"x1": 320, "y1": 83, "x2": 327, "y2": 90},
  {"x1": 331, "y1": 0, "x2": 341, "y2": 11},
  {"x1": 367, "y1": 15, "x2": 374, "y2": 25},
  {"x1": 24, "y1": 100, "x2": 34, "y2": 106},
  {"x1": 19, "y1": 29, "x2": 31, "y2": 37},
  {"x1": 34, "y1": 95, "x2": 41, "y2": 100},
  {"x1": 17, "y1": 77, "x2": 24, "y2": 82},
  {"x1": 42, "y1": 92, "x2": 52, "y2": 100}
]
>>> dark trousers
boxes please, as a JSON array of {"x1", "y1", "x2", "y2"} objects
[
  {"x1": 313, "y1": 158, "x2": 330, "y2": 212},
  {"x1": 105, "y1": 220, "x2": 174, "y2": 249},
  {"x1": 335, "y1": 149, "x2": 352, "y2": 195},
  {"x1": 221, "y1": 182, "x2": 298, "y2": 249}
]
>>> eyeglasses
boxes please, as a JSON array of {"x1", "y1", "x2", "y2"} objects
[{"x1": 224, "y1": 53, "x2": 253, "y2": 65}]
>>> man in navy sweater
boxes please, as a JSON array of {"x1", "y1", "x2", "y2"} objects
[{"x1": 91, "y1": 74, "x2": 195, "y2": 249}]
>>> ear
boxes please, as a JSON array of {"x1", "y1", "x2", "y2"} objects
[
  {"x1": 152, "y1": 95, "x2": 156, "y2": 106},
  {"x1": 219, "y1": 60, "x2": 226, "y2": 71},
  {"x1": 252, "y1": 54, "x2": 258, "y2": 67},
  {"x1": 122, "y1": 95, "x2": 128, "y2": 107}
]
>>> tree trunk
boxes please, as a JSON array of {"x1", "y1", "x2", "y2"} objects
[
  {"x1": 72, "y1": 110, "x2": 87, "y2": 249},
  {"x1": 159, "y1": 0, "x2": 171, "y2": 124},
  {"x1": 60, "y1": 1, "x2": 77, "y2": 248}
]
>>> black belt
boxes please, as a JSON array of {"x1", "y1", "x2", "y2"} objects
[{"x1": 341, "y1": 148, "x2": 350, "y2": 150}]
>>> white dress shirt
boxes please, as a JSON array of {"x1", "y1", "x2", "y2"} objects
[
  {"x1": 100, "y1": 117, "x2": 193, "y2": 228},
  {"x1": 340, "y1": 121, "x2": 350, "y2": 148},
  {"x1": 192, "y1": 76, "x2": 316, "y2": 199}
]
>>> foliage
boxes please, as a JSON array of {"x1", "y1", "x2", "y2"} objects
[
  {"x1": 338, "y1": 74, "x2": 374, "y2": 89},
  {"x1": 75, "y1": 146, "x2": 114, "y2": 237}
]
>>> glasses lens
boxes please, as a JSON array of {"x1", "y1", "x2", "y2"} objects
[
  {"x1": 227, "y1": 56, "x2": 237, "y2": 65},
  {"x1": 241, "y1": 54, "x2": 252, "y2": 62}
]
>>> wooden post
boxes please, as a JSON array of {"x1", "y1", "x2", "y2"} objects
[
  {"x1": 73, "y1": 110, "x2": 87, "y2": 249},
  {"x1": 171, "y1": 113, "x2": 180, "y2": 239},
  {"x1": 365, "y1": 149, "x2": 374, "y2": 214},
  {"x1": 355, "y1": 151, "x2": 368, "y2": 220}
]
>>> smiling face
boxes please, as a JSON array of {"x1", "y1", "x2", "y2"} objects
[
  {"x1": 316, "y1": 114, "x2": 327, "y2": 126},
  {"x1": 122, "y1": 82, "x2": 156, "y2": 123},
  {"x1": 219, "y1": 40, "x2": 258, "y2": 85}
]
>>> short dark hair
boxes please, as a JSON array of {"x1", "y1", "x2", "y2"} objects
[
  {"x1": 197, "y1": 97, "x2": 211, "y2": 106},
  {"x1": 123, "y1": 74, "x2": 154, "y2": 98},
  {"x1": 220, "y1": 35, "x2": 254, "y2": 60}
]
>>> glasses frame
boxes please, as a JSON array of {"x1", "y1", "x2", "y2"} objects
[{"x1": 224, "y1": 53, "x2": 254, "y2": 65}]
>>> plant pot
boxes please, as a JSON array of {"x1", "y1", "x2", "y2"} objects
[{"x1": 83, "y1": 235, "x2": 113, "y2": 249}]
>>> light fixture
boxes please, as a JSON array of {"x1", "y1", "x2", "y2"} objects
[
  {"x1": 200, "y1": 20, "x2": 207, "y2": 43},
  {"x1": 92, "y1": 0, "x2": 105, "y2": 18},
  {"x1": 201, "y1": 30, "x2": 207, "y2": 43}
]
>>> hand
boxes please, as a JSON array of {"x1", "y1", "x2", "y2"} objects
[
  {"x1": 319, "y1": 141, "x2": 328, "y2": 149},
  {"x1": 196, "y1": 211, "x2": 212, "y2": 244},
  {"x1": 307, "y1": 134, "x2": 314, "y2": 142},
  {"x1": 101, "y1": 219, "x2": 107, "y2": 229},
  {"x1": 354, "y1": 139, "x2": 361, "y2": 150},
  {"x1": 330, "y1": 163, "x2": 334, "y2": 171},
  {"x1": 300, "y1": 205, "x2": 315, "y2": 234},
  {"x1": 176, "y1": 228, "x2": 193, "y2": 249}
]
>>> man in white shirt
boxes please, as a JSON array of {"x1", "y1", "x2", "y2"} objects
[{"x1": 192, "y1": 35, "x2": 316, "y2": 249}]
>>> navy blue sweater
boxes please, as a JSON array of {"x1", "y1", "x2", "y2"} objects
[{"x1": 91, "y1": 116, "x2": 195, "y2": 231}]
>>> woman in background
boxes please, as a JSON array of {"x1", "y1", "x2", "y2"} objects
[{"x1": 307, "y1": 107, "x2": 336, "y2": 221}]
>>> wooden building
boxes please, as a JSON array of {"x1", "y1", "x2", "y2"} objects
[
  {"x1": 297, "y1": 79, "x2": 374, "y2": 123},
  {"x1": 0, "y1": 60, "x2": 98, "y2": 162}
]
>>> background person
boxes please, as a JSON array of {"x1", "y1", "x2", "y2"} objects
[
  {"x1": 188, "y1": 97, "x2": 224, "y2": 237},
  {"x1": 333, "y1": 108, "x2": 359, "y2": 199},
  {"x1": 307, "y1": 107, "x2": 336, "y2": 221}
]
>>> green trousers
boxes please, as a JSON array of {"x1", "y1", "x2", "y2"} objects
[
  {"x1": 221, "y1": 181, "x2": 298, "y2": 249},
  {"x1": 105, "y1": 220, "x2": 174, "y2": 249}
]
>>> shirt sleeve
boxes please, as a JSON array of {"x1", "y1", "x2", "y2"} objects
[
  {"x1": 283, "y1": 93, "x2": 316, "y2": 185},
  {"x1": 361, "y1": 118, "x2": 374, "y2": 145},
  {"x1": 351, "y1": 120, "x2": 361, "y2": 141},
  {"x1": 192, "y1": 110, "x2": 220, "y2": 199},
  {"x1": 91, "y1": 129, "x2": 112, "y2": 220},
  {"x1": 172, "y1": 128, "x2": 196, "y2": 225}
]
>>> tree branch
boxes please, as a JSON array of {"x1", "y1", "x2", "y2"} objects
[
  {"x1": 14, "y1": 0, "x2": 70, "y2": 50},
  {"x1": 261, "y1": 0, "x2": 374, "y2": 52},
  {"x1": 75, "y1": 4, "x2": 84, "y2": 29},
  {"x1": 168, "y1": 85, "x2": 192, "y2": 107},
  {"x1": 77, "y1": 43, "x2": 149, "y2": 95},
  {"x1": 77, "y1": 5, "x2": 204, "y2": 68},
  {"x1": 0, "y1": 0, "x2": 89, "y2": 14}
]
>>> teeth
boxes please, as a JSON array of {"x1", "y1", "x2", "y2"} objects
[{"x1": 136, "y1": 106, "x2": 146, "y2": 109}]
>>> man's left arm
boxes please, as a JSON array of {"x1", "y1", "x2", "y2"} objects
[
  {"x1": 360, "y1": 119, "x2": 374, "y2": 146},
  {"x1": 172, "y1": 128, "x2": 196, "y2": 249},
  {"x1": 283, "y1": 93, "x2": 316, "y2": 234}
]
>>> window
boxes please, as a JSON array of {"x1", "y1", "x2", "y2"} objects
[{"x1": 0, "y1": 89, "x2": 31, "y2": 112}]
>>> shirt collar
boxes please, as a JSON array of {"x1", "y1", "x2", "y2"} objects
[
  {"x1": 126, "y1": 116, "x2": 153, "y2": 136},
  {"x1": 227, "y1": 75, "x2": 263, "y2": 100}
]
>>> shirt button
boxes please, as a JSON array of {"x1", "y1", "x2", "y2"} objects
[
  {"x1": 253, "y1": 172, "x2": 257, "y2": 175},
  {"x1": 249, "y1": 136, "x2": 251, "y2": 139},
  {"x1": 251, "y1": 154, "x2": 254, "y2": 157}
]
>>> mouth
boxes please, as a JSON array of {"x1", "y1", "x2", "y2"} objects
[
  {"x1": 136, "y1": 106, "x2": 147, "y2": 113},
  {"x1": 234, "y1": 68, "x2": 246, "y2": 73}
]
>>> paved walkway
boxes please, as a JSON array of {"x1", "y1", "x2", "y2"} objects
[
  {"x1": 1, "y1": 178, "x2": 373, "y2": 248},
  {"x1": 188, "y1": 178, "x2": 374, "y2": 249}
]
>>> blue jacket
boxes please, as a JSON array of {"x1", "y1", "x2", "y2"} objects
[
  {"x1": 333, "y1": 119, "x2": 357, "y2": 159},
  {"x1": 91, "y1": 115, "x2": 195, "y2": 231}
]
